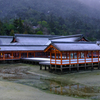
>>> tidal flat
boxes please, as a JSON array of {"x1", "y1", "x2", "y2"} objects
[{"x1": 0, "y1": 63, "x2": 100, "y2": 100}]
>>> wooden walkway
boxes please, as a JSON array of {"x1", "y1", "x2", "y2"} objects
[
  {"x1": 21, "y1": 57, "x2": 50, "y2": 62},
  {"x1": 20, "y1": 57, "x2": 100, "y2": 72}
]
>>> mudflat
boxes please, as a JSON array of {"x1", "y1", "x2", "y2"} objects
[
  {"x1": 1, "y1": 63, "x2": 100, "y2": 100},
  {"x1": 0, "y1": 81, "x2": 89, "y2": 100}
]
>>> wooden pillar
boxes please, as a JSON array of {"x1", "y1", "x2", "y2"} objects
[
  {"x1": 40, "y1": 65, "x2": 42, "y2": 70},
  {"x1": 50, "y1": 65, "x2": 52, "y2": 71},
  {"x1": 69, "y1": 51, "x2": 71, "y2": 65},
  {"x1": 61, "y1": 65, "x2": 62, "y2": 72},
  {"x1": 77, "y1": 64, "x2": 79, "y2": 72},
  {"x1": 91, "y1": 63, "x2": 93, "y2": 71},
  {"x1": 85, "y1": 63, "x2": 86, "y2": 70},
  {"x1": 69, "y1": 52, "x2": 71, "y2": 72},
  {"x1": 55, "y1": 51, "x2": 56, "y2": 65},
  {"x1": 61, "y1": 52, "x2": 62, "y2": 65},
  {"x1": 48, "y1": 66, "x2": 50, "y2": 70},
  {"x1": 91, "y1": 51, "x2": 93, "y2": 63},
  {"x1": 60, "y1": 52, "x2": 63, "y2": 72},
  {"x1": 45, "y1": 65, "x2": 46, "y2": 70},
  {"x1": 77, "y1": 52, "x2": 79, "y2": 71},
  {"x1": 12, "y1": 52, "x2": 13, "y2": 59},
  {"x1": 91, "y1": 51, "x2": 93, "y2": 71},
  {"x1": 77, "y1": 51, "x2": 79, "y2": 64},
  {"x1": 50, "y1": 52, "x2": 51, "y2": 64},
  {"x1": 27, "y1": 52, "x2": 28, "y2": 58},
  {"x1": 3, "y1": 52, "x2": 5, "y2": 60},
  {"x1": 85, "y1": 51, "x2": 86, "y2": 70},
  {"x1": 98, "y1": 51, "x2": 100, "y2": 70},
  {"x1": 55, "y1": 65, "x2": 57, "y2": 71},
  {"x1": 98, "y1": 62, "x2": 100, "y2": 70},
  {"x1": 98, "y1": 51, "x2": 99, "y2": 62},
  {"x1": 34, "y1": 52, "x2": 35, "y2": 57},
  {"x1": 69, "y1": 65, "x2": 71, "y2": 72},
  {"x1": 19, "y1": 52, "x2": 21, "y2": 58}
]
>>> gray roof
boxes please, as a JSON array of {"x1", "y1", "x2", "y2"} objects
[
  {"x1": 50, "y1": 34, "x2": 88, "y2": 42},
  {"x1": 0, "y1": 45, "x2": 47, "y2": 51},
  {"x1": 51, "y1": 42, "x2": 100, "y2": 51},
  {"x1": 13, "y1": 34, "x2": 88, "y2": 45},
  {"x1": 14, "y1": 34, "x2": 58, "y2": 38},
  {"x1": 13, "y1": 34, "x2": 59, "y2": 45},
  {"x1": 0, "y1": 36, "x2": 13, "y2": 45},
  {"x1": 15, "y1": 37, "x2": 51, "y2": 45}
]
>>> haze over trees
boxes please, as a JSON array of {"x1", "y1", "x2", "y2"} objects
[{"x1": 0, "y1": 0, "x2": 100, "y2": 40}]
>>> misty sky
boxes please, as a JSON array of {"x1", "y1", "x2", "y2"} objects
[{"x1": 78, "y1": 0, "x2": 100, "y2": 9}]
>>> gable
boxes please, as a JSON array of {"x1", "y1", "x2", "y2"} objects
[
  {"x1": 44, "y1": 44, "x2": 60, "y2": 52},
  {"x1": 79, "y1": 37, "x2": 88, "y2": 41},
  {"x1": 11, "y1": 37, "x2": 17, "y2": 43}
]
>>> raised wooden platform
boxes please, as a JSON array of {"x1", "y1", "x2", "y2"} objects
[{"x1": 21, "y1": 57, "x2": 50, "y2": 62}]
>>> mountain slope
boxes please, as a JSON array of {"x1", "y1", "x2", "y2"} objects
[{"x1": 0, "y1": 0, "x2": 100, "y2": 19}]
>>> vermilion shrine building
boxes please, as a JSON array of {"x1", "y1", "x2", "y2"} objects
[{"x1": 0, "y1": 34, "x2": 100, "y2": 72}]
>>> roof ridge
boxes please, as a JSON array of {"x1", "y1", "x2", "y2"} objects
[
  {"x1": 51, "y1": 41, "x2": 96, "y2": 44},
  {"x1": 49, "y1": 34, "x2": 83, "y2": 40}
]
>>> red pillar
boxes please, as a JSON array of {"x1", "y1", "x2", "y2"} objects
[
  {"x1": 61, "y1": 52, "x2": 62, "y2": 65},
  {"x1": 69, "y1": 52, "x2": 71, "y2": 64},
  {"x1": 3, "y1": 52, "x2": 5, "y2": 60},
  {"x1": 11, "y1": 52, "x2": 13, "y2": 59},
  {"x1": 27, "y1": 51, "x2": 28, "y2": 58}
]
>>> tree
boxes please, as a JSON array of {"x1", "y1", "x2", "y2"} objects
[
  {"x1": 36, "y1": 31, "x2": 43, "y2": 35},
  {"x1": 38, "y1": 21, "x2": 48, "y2": 28},
  {"x1": 13, "y1": 18, "x2": 24, "y2": 33},
  {"x1": 10, "y1": 30, "x2": 14, "y2": 36}
]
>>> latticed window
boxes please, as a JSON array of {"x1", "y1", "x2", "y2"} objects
[{"x1": 78, "y1": 52, "x2": 85, "y2": 58}]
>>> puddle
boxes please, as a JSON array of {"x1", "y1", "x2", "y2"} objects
[{"x1": 5, "y1": 76, "x2": 100, "y2": 99}]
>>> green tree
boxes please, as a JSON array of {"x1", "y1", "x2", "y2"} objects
[
  {"x1": 38, "y1": 21, "x2": 48, "y2": 28},
  {"x1": 36, "y1": 31, "x2": 43, "y2": 35},
  {"x1": 10, "y1": 30, "x2": 14, "y2": 36},
  {"x1": 13, "y1": 18, "x2": 24, "y2": 33}
]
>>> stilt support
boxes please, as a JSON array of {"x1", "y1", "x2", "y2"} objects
[
  {"x1": 77, "y1": 64, "x2": 79, "y2": 72},
  {"x1": 98, "y1": 62, "x2": 100, "y2": 70},
  {"x1": 55, "y1": 65, "x2": 57, "y2": 71},
  {"x1": 40, "y1": 65, "x2": 42, "y2": 70},
  {"x1": 69, "y1": 65, "x2": 71, "y2": 72},
  {"x1": 91, "y1": 63, "x2": 93, "y2": 71},
  {"x1": 45, "y1": 65, "x2": 46, "y2": 70},
  {"x1": 61, "y1": 65, "x2": 62, "y2": 72},
  {"x1": 85, "y1": 63, "x2": 86, "y2": 70},
  {"x1": 49, "y1": 65, "x2": 52, "y2": 72}
]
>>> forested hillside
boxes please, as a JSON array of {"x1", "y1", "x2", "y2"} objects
[{"x1": 0, "y1": 0, "x2": 100, "y2": 40}]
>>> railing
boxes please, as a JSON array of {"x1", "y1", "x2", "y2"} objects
[
  {"x1": 0, "y1": 57, "x2": 20, "y2": 60},
  {"x1": 51, "y1": 57, "x2": 99, "y2": 65}
]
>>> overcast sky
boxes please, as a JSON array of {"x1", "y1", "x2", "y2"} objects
[{"x1": 78, "y1": 0, "x2": 100, "y2": 8}]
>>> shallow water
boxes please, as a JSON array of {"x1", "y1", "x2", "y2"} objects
[{"x1": 5, "y1": 74, "x2": 100, "y2": 99}]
